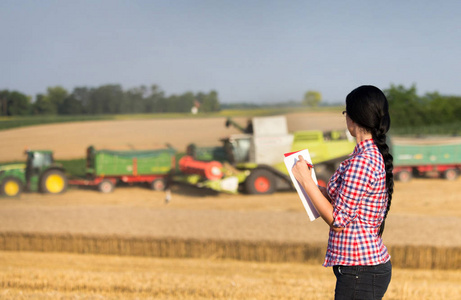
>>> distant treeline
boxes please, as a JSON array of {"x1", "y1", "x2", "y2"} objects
[
  {"x1": 385, "y1": 84, "x2": 461, "y2": 135},
  {"x1": 1, "y1": 83, "x2": 460, "y2": 134},
  {"x1": 0, "y1": 84, "x2": 220, "y2": 116}
]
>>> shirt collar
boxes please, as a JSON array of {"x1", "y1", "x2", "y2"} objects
[{"x1": 352, "y1": 139, "x2": 376, "y2": 155}]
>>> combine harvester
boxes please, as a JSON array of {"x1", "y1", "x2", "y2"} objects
[{"x1": 183, "y1": 115, "x2": 356, "y2": 194}]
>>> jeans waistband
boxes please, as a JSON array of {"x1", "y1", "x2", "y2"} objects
[{"x1": 333, "y1": 260, "x2": 391, "y2": 272}]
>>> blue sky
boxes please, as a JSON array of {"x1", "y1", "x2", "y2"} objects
[{"x1": 1, "y1": 0, "x2": 460, "y2": 103}]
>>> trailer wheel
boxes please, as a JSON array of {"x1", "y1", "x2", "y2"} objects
[
  {"x1": 1, "y1": 177, "x2": 23, "y2": 197},
  {"x1": 443, "y1": 169, "x2": 458, "y2": 181},
  {"x1": 98, "y1": 179, "x2": 115, "y2": 193},
  {"x1": 41, "y1": 170, "x2": 67, "y2": 194},
  {"x1": 150, "y1": 178, "x2": 166, "y2": 191},
  {"x1": 244, "y1": 169, "x2": 275, "y2": 195},
  {"x1": 396, "y1": 170, "x2": 412, "y2": 182}
]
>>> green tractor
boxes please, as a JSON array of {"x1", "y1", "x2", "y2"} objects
[{"x1": 0, "y1": 150, "x2": 68, "y2": 197}]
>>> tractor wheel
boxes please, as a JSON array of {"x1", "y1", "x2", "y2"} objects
[
  {"x1": 244, "y1": 169, "x2": 276, "y2": 195},
  {"x1": 98, "y1": 179, "x2": 115, "y2": 193},
  {"x1": 396, "y1": 170, "x2": 412, "y2": 182},
  {"x1": 1, "y1": 177, "x2": 23, "y2": 197},
  {"x1": 40, "y1": 170, "x2": 68, "y2": 194},
  {"x1": 443, "y1": 169, "x2": 458, "y2": 181},
  {"x1": 150, "y1": 178, "x2": 166, "y2": 191}
]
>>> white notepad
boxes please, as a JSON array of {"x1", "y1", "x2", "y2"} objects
[{"x1": 284, "y1": 149, "x2": 320, "y2": 221}]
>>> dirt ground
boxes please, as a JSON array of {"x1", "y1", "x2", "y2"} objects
[
  {"x1": 0, "y1": 178, "x2": 460, "y2": 247},
  {"x1": 0, "y1": 112, "x2": 460, "y2": 248}
]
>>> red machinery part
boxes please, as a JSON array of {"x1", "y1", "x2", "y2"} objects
[{"x1": 179, "y1": 156, "x2": 223, "y2": 180}]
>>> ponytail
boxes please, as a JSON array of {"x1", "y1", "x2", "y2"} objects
[
  {"x1": 372, "y1": 125, "x2": 394, "y2": 237},
  {"x1": 346, "y1": 85, "x2": 394, "y2": 236}
]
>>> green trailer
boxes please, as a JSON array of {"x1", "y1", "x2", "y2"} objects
[
  {"x1": 68, "y1": 146, "x2": 176, "y2": 193},
  {"x1": 391, "y1": 137, "x2": 461, "y2": 182}
]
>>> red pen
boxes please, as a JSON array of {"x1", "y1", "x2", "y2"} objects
[{"x1": 284, "y1": 150, "x2": 313, "y2": 168}]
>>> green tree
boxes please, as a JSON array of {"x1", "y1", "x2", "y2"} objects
[
  {"x1": 145, "y1": 85, "x2": 165, "y2": 112},
  {"x1": 165, "y1": 94, "x2": 180, "y2": 112},
  {"x1": 384, "y1": 84, "x2": 428, "y2": 127},
  {"x1": 89, "y1": 84, "x2": 124, "y2": 114},
  {"x1": 33, "y1": 94, "x2": 55, "y2": 115},
  {"x1": 124, "y1": 86, "x2": 147, "y2": 113},
  {"x1": 69, "y1": 87, "x2": 92, "y2": 114},
  {"x1": 5, "y1": 91, "x2": 31, "y2": 115},
  {"x1": 303, "y1": 90, "x2": 322, "y2": 107},
  {"x1": 0, "y1": 90, "x2": 8, "y2": 116},
  {"x1": 178, "y1": 92, "x2": 196, "y2": 113},
  {"x1": 424, "y1": 92, "x2": 447, "y2": 125},
  {"x1": 198, "y1": 90, "x2": 220, "y2": 112},
  {"x1": 59, "y1": 96, "x2": 84, "y2": 115},
  {"x1": 43, "y1": 86, "x2": 69, "y2": 114},
  {"x1": 450, "y1": 96, "x2": 461, "y2": 123}
]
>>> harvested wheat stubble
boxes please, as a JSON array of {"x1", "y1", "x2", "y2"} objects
[
  {"x1": 2, "y1": 251, "x2": 460, "y2": 300},
  {"x1": 0, "y1": 232, "x2": 459, "y2": 270}
]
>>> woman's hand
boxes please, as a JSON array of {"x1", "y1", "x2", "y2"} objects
[{"x1": 292, "y1": 155, "x2": 314, "y2": 186}]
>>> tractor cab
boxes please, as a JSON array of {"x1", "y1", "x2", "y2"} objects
[
  {"x1": 25, "y1": 150, "x2": 54, "y2": 191},
  {"x1": 26, "y1": 150, "x2": 54, "y2": 172},
  {"x1": 26, "y1": 150, "x2": 67, "y2": 194}
]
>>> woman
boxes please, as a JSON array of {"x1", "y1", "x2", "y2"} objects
[{"x1": 292, "y1": 85, "x2": 393, "y2": 300}]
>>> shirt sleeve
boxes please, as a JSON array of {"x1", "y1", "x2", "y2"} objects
[{"x1": 332, "y1": 155, "x2": 373, "y2": 228}]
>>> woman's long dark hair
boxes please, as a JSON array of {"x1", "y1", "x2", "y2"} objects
[{"x1": 345, "y1": 85, "x2": 394, "y2": 236}]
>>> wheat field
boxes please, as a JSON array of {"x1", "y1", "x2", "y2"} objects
[{"x1": 1, "y1": 251, "x2": 460, "y2": 300}]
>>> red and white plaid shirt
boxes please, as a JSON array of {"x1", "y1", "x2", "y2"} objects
[{"x1": 324, "y1": 139, "x2": 390, "y2": 267}]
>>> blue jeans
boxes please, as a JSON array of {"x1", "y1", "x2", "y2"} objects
[{"x1": 333, "y1": 260, "x2": 392, "y2": 300}]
